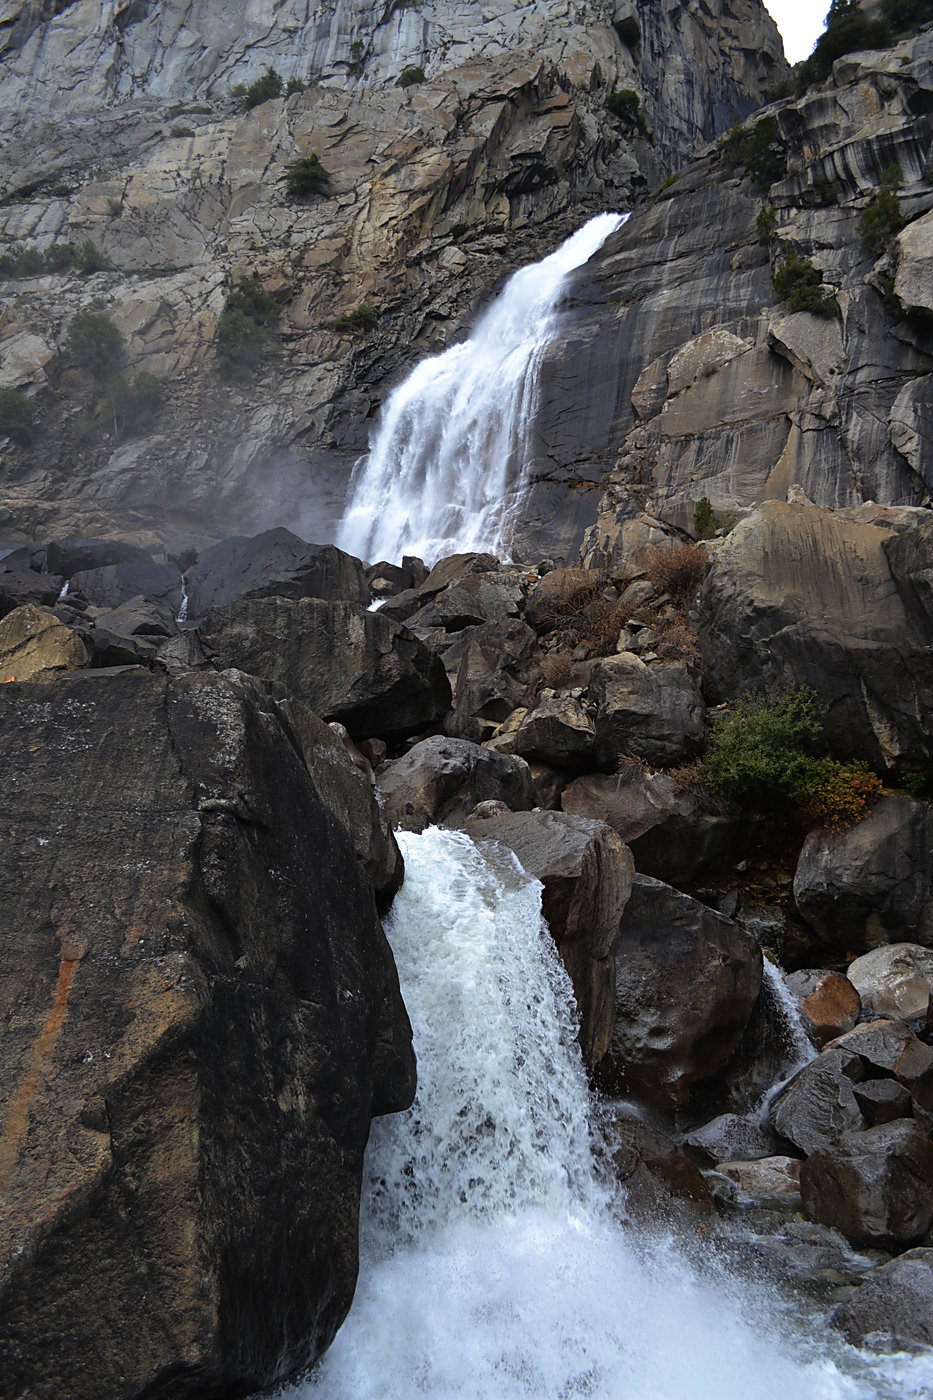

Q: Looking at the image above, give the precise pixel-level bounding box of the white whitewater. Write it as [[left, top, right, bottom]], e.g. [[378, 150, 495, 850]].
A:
[[755, 957, 819, 1120], [336, 213, 625, 567], [283, 828, 932, 1400]]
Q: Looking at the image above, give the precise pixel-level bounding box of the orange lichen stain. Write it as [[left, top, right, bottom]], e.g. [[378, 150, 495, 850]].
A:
[[0, 913, 87, 1193]]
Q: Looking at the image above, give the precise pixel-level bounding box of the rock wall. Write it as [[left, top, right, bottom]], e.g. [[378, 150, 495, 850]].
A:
[[0, 0, 786, 550]]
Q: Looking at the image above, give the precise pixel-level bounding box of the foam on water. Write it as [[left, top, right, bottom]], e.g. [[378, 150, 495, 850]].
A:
[[336, 213, 625, 567], [281, 828, 933, 1400]]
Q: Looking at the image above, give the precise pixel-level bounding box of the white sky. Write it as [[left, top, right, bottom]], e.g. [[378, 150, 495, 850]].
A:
[[763, 0, 830, 63]]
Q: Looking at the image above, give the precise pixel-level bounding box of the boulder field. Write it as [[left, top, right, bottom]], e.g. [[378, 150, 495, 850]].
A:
[[2, 494, 933, 1388]]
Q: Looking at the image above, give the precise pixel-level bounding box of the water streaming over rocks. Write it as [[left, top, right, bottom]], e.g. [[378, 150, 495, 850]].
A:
[[281, 828, 933, 1400], [337, 213, 626, 567]]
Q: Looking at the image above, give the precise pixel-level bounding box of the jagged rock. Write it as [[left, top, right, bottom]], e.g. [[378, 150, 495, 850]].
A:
[[277, 699, 403, 905], [846, 943, 933, 1021], [770, 1049, 866, 1157], [603, 1115, 712, 1211], [801, 1122, 933, 1249], [377, 735, 536, 833], [589, 653, 706, 766], [681, 1112, 781, 1167], [697, 503, 933, 770], [93, 595, 178, 638], [433, 572, 526, 630], [717, 1157, 802, 1204], [45, 538, 153, 577], [444, 618, 541, 743], [823, 1019, 933, 1089], [895, 211, 933, 318], [853, 1078, 913, 1126], [560, 767, 745, 881], [605, 874, 762, 1109], [0, 603, 90, 681], [0, 565, 65, 617], [419, 553, 500, 593], [184, 529, 369, 617], [198, 595, 451, 741], [833, 1248, 933, 1351], [784, 970, 861, 1049], [70, 559, 183, 612], [459, 807, 634, 1066], [793, 796, 933, 953], [511, 693, 597, 769], [0, 668, 415, 1400]]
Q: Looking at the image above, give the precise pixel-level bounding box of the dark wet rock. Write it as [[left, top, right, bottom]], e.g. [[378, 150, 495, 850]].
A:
[[511, 693, 597, 769], [444, 618, 541, 743], [824, 1019, 933, 1083], [604, 1114, 713, 1209], [0, 565, 65, 618], [377, 735, 536, 834], [770, 1049, 866, 1157], [434, 572, 526, 630], [561, 768, 745, 882], [0, 604, 90, 682], [185, 528, 370, 618], [420, 553, 500, 595], [717, 1157, 802, 1204], [94, 595, 178, 639], [45, 537, 153, 577], [853, 1078, 913, 1126], [590, 653, 706, 766], [0, 668, 415, 1400], [459, 807, 634, 1067], [846, 944, 933, 1021], [70, 559, 182, 612], [784, 970, 862, 1049], [833, 1248, 933, 1351], [198, 595, 451, 741], [682, 1112, 781, 1167], [801, 1122, 933, 1249], [794, 796, 933, 954], [606, 874, 762, 1110]]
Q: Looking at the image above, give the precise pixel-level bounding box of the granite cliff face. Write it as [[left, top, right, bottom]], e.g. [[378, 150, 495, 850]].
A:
[[0, 0, 786, 549]]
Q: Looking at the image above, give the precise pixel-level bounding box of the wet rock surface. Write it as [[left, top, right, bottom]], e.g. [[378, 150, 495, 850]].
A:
[[378, 735, 537, 833]]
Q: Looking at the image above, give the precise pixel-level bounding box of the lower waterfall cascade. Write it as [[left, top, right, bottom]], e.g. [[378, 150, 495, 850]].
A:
[[336, 213, 626, 568], [276, 828, 933, 1400]]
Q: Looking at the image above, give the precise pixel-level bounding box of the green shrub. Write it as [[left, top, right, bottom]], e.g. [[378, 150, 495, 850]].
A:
[[0, 387, 38, 445], [234, 67, 284, 111], [605, 88, 648, 134], [693, 497, 718, 540], [720, 115, 786, 186], [171, 124, 195, 138], [773, 250, 837, 317], [12, 246, 45, 277], [332, 303, 379, 337], [899, 769, 933, 802], [397, 66, 426, 87], [99, 371, 163, 437], [215, 274, 282, 377], [0, 240, 108, 278], [756, 204, 778, 246], [701, 686, 827, 802], [66, 311, 124, 378], [797, 0, 892, 89], [285, 76, 306, 95], [859, 164, 906, 254], [73, 240, 111, 273], [42, 242, 77, 271], [285, 153, 330, 197]]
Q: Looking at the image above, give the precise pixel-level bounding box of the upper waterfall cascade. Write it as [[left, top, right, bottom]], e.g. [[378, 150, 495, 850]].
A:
[[280, 827, 932, 1400], [336, 213, 626, 568]]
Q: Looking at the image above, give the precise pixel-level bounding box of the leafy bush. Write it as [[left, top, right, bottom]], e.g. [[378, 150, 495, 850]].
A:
[[605, 88, 648, 134], [397, 66, 426, 87], [332, 303, 379, 336], [797, 0, 892, 89], [171, 124, 195, 138], [772, 251, 837, 317], [701, 687, 827, 802], [66, 311, 124, 378], [73, 239, 112, 273], [0, 239, 111, 279], [899, 770, 933, 801], [693, 497, 738, 539], [43, 243, 77, 271], [286, 76, 306, 95], [801, 759, 884, 827], [756, 204, 778, 246], [285, 153, 330, 197], [233, 67, 284, 111], [639, 540, 708, 603], [99, 371, 163, 437], [215, 274, 282, 378], [0, 387, 38, 445], [859, 164, 905, 254], [720, 115, 786, 186]]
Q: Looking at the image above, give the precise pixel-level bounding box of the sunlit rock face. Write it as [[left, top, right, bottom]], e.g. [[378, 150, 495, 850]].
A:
[[0, 0, 786, 551]]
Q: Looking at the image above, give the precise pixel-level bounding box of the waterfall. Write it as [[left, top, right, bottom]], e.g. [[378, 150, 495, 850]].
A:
[[279, 827, 931, 1400], [755, 958, 818, 1121], [336, 213, 625, 568]]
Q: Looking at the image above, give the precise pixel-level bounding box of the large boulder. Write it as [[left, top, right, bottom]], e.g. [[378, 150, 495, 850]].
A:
[[70, 559, 182, 612], [589, 653, 706, 766], [784, 969, 861, 1048], [45, 537, 153, 577], [0, 603, 90, 681], [198, 595, 451, 741], [770, 1049, 866, 1156], [561, 768, 745, 881], [459, 808, 634, 1067], [697, 502, 933, 770], [800, 1121, 933, 1249], [378, 735, 536, 833], [184, 529, 370, 617], [0, 668, 415, 1400], [444, 618, 541, 742], [0, 564, 64, 618], [606, 875, 763, 1109], [846, 943, 933, 1021], [833, 1248, 933, 1351], [511, 693, 597, 769], [793, 796, 933, 953]]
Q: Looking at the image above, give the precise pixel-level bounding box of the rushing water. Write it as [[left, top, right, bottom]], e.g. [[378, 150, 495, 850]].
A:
[[280, 828, 933, 1400], [336, 213, 625, 567]]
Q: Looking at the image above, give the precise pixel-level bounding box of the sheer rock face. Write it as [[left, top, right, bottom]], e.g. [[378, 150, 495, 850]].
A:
[[0, 668, 415, 1400], [0, 0, 785, 550]]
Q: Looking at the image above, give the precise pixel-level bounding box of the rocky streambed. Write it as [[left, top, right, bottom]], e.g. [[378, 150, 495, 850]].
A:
[[1, 492, 933, 1395]]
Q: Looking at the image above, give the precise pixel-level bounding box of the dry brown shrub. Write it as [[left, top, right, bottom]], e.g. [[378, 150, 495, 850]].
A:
[[639, 540, 708, 604], [575, 597, 626, 657], [538, 653, 576, 690], [616, 751, 653, 773], [653, 616, 701, 663], [533, 576, 600, 631]]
